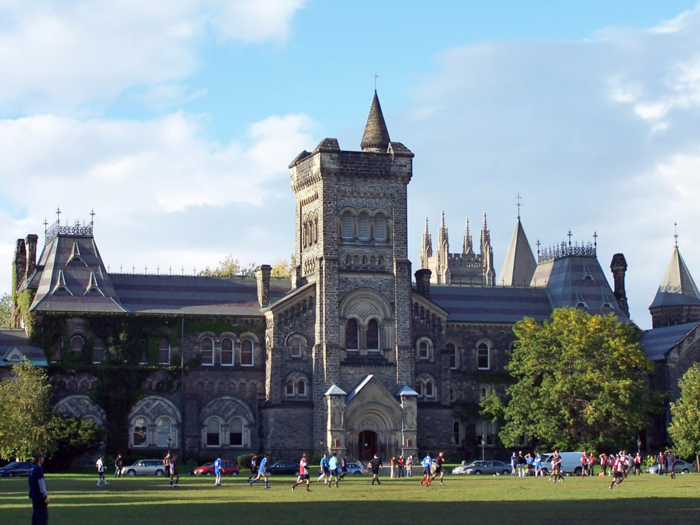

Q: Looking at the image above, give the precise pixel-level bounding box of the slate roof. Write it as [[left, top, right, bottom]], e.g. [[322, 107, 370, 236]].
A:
[[360, 91, 391, 152], [638, 322, 699, 361], [429, 286, 552, 323], [649, 247, 700, 309], [324, 385, 347, 396], [396, 385, 419, 397], [499, 218, 537, 287], [345, 374, 374, 405], [24, 231, 291, 317], [0, 330, 47, 367]]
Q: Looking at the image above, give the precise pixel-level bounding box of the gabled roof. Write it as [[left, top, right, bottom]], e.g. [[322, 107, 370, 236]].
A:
[[638, 322, 699, 361], [650, 247, 700, 310], [360, 91, 391, 152], [0, 330, 47, 367], [499, 218, 536, 287], [396, 385, 419, 397], [324, 385, 347, 396]]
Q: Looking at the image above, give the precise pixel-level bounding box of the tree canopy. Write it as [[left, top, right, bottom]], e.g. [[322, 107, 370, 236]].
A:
[[0, 359, 54, 460], [0, 293, 11, 328], [669, 363, 700, 465], [481, 307, 656, 452]]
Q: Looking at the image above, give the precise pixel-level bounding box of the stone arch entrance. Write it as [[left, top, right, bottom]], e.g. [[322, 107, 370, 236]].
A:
[[359, 430, 377, 460]]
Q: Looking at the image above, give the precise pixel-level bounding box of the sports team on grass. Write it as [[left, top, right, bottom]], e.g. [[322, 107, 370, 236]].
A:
[[23, 446, 690, 524]]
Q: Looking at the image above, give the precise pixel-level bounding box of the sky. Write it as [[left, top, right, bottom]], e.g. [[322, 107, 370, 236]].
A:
[[2, 0, 700, 329]]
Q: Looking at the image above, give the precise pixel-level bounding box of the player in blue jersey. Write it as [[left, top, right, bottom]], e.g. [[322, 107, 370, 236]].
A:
[[214, 454, 222, 486], [250, 453, 270, 488], [420, 453, 432, 486], [318, 453, 330, 484], [329, 452, 341, 487]]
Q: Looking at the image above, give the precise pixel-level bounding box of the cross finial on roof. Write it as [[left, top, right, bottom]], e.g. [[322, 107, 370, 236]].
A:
[[536, 239, 541, 256], [515, 194, 522, 219], [375, 71, 378, 91], [90, 209, 95, 226], [674, 222, 679, 248], [567, 230, 572, 247], [43, 218, 48, 233], [593, 231, 598, 249], [56, 207, 61, 226]]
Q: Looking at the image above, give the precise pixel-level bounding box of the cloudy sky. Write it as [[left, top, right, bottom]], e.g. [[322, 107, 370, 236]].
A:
[[1, 0, 700, 329]]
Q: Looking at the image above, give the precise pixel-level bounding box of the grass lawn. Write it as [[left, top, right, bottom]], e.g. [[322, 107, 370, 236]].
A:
[[1, 471, 699, 525]]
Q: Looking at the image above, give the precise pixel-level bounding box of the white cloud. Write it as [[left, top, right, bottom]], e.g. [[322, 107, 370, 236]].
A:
[[0, 0, 305, 112], [396, 5, 700, 328], [0, 111, 317, 290]]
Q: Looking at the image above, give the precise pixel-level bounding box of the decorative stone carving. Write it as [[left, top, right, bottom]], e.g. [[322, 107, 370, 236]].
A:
[[128, 396, 182, 423], [53, 395, 106, 427], [199, 396, 254, 423]]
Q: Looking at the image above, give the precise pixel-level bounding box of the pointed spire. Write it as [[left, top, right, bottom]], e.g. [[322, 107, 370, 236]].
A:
[[361, 91, 391, 152], [499, 218, 536, 287], [463, 218, 473, 255], [650, 246, 700, 310], [438, 210, 449, 248], [480, 212, 490, 245]]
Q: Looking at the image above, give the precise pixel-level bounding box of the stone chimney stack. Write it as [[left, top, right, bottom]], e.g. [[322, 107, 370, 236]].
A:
[[25, 234, 38, 277], [13, 238, 26, 291], [415, 269, 432, 300], [610, 253, 629, 317], [256, 264, 272, 308]]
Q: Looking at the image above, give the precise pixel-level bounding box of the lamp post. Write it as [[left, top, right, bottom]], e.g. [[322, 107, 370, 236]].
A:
[[167, 435, 172, 453], [481, 436, 485, 461]]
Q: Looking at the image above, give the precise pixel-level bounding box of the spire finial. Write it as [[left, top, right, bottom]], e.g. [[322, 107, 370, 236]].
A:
[[424, 217, 429, 234], [56, 207, 61, 226], [374, 72, 378, 91], [43, 218, 48, 234], [567, 230, 572, 247], [90, 208, 96, 226], [593, 231, 598, 250], [536, 239, 541, 257], [515, 194, 522, 220], [674, 223, 679, 248], [440, 210, 445, 229]]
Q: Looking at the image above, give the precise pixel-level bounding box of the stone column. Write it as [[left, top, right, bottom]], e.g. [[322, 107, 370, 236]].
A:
[[400, 391, 418, 459], [325, 386, 347, 457]]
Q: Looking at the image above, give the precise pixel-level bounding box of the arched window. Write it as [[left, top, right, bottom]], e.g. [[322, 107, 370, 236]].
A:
[[374, 214, 387, 241], [71, 335, 84, 352], [201, 338, 214, 366], [230, 419, 244, 447], [206, 419, 220, 447], [92, 337, 104, 364], [158, 338, 170, 365], [341, 211, 354, 240], [297, 380, 306, 397], [425, 381, 435, 399], [286, 380, 295, 397], [358, 212, 370, 240], [418, 340, 431, 360], [133, 417, 147, 447], [477, 343, 490, 370], [221, 338, 234, 366], [367, 320, 380, 351], [447, 343, 458, 370], [289, 336, 304, 358], [449, 386, 456, 402], [414, 381, 423, 396], [156, 418, 171, 447], [240, 339, 254, 367], [346, 319, 359, 350]]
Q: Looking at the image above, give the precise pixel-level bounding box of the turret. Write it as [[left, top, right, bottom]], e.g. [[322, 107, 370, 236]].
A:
[[360, 91, 391, 153], [610, 253, 629, 317], [649, 245, 700, 328]]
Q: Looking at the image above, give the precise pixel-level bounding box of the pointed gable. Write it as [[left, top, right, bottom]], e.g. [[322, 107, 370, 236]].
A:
[[499, 218, 536, 287], [650, 247, 700, 309], [360, 91, 391, 152]]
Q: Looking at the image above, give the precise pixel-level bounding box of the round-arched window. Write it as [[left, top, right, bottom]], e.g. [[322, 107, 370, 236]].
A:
[[206, 419, 220, 447], [367, 320, 379, 351], [133, 417, 147, 447]]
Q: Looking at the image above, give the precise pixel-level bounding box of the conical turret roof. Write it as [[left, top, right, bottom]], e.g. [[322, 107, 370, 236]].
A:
[[500, 218, 536, 287], [650, 247, 700, 309], [361, 91, 390, 152]]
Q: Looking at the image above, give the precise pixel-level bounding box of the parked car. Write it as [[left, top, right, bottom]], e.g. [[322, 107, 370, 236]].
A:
[[121, 459, 167, 477], [190, 460, 239, 476], [0, 461, 34, 477], [266, 461, 299, 475], [451, 460, 510, 475], [541, 452, 584, 475], [646, 460, 694, 474], [317, 462, 365, 476]]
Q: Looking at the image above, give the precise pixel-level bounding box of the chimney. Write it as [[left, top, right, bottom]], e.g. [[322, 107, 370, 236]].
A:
[[256, 264, 272, 308], [13, 238, 26, 291], [610, 253, 629, 317], [25, 234, 38, 277], [415, 269, 432, 300]]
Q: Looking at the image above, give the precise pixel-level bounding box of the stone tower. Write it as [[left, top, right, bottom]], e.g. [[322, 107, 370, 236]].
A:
[[649, 245, 700, 328], [287, 91, 415, 458]]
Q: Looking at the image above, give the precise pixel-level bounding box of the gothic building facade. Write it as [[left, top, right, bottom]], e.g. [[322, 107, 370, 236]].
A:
[[2, 92, 691, 461]]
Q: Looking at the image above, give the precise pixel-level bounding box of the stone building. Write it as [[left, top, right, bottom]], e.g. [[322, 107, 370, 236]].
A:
[[5, 91, 688, 462]]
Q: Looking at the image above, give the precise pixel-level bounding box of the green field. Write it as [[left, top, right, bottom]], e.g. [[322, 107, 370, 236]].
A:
[[1, 471, 698, 525]]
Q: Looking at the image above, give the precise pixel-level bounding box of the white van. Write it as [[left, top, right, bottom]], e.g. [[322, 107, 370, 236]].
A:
[[541, 452, 585, 476]]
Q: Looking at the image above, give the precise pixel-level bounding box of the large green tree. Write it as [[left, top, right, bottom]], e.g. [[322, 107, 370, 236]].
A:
[[0, 293, 11, 328], [0, 359, 54, 460], [482, 307, 656, 451], [46, 416, 104, 470], [668, 363, 700, 468]]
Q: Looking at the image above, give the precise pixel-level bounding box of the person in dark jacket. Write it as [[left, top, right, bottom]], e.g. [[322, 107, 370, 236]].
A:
[[28, 451, 49, 525], [114, 454, 123, 478], [368, 454, 383, 485]]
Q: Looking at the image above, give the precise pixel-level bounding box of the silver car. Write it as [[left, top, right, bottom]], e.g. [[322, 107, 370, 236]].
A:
[[121, 459, 167, 477], [646, 460, 693, 474], [452, 460, 510, 475]]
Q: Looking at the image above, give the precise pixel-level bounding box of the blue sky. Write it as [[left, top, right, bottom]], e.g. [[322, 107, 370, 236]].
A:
[[2, 0, 700, 328]]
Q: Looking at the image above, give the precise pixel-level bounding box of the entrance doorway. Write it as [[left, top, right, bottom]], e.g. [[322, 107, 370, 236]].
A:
[[359, 430, 377, 461]]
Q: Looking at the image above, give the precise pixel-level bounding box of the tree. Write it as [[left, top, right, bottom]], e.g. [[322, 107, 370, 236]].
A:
[[668, 363, 700, 469], [46, 416, 104, 471], [271, 256, 294, 278], [482, 307, 656, 452], [0, 293, 11, 328], [0, 359, 54, 461], [199, 255, 256, 278]]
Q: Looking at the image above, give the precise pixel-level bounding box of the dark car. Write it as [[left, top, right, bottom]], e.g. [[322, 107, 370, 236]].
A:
[[0, 461, 35, 477], [266, 461, 298, 475], [190, 460, 239, 476]]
